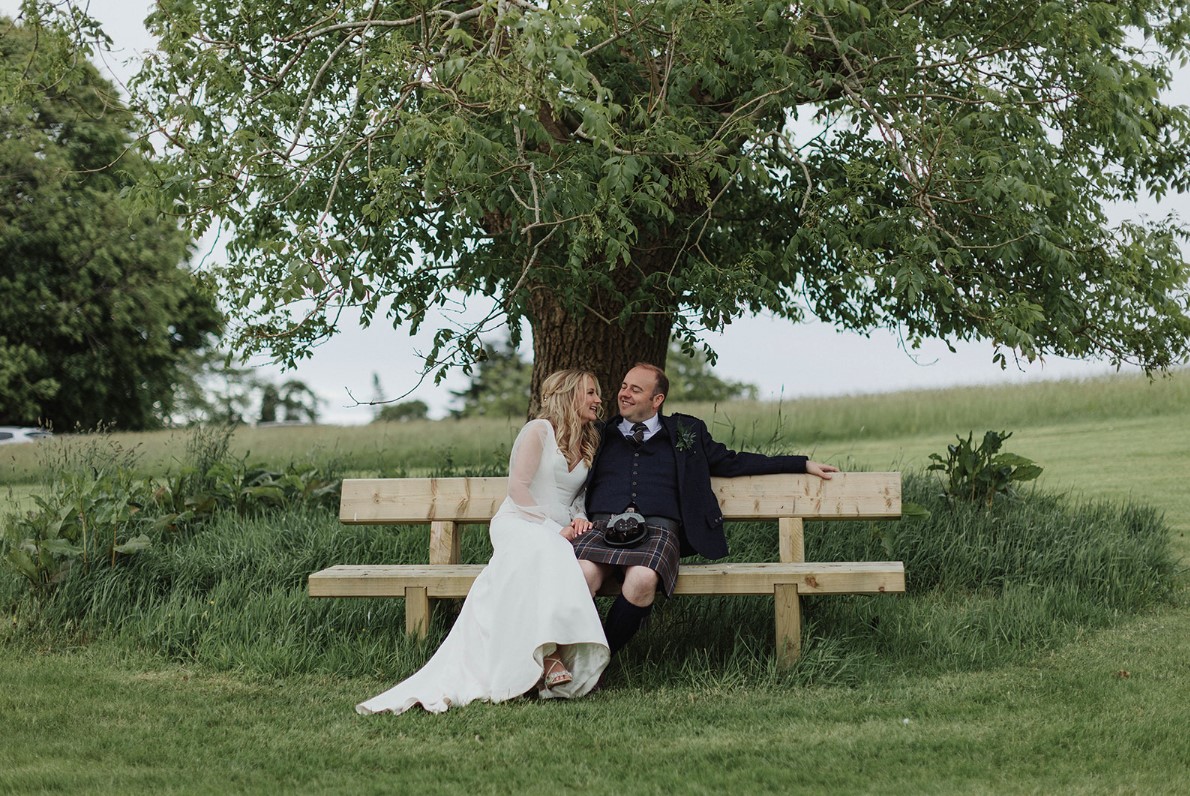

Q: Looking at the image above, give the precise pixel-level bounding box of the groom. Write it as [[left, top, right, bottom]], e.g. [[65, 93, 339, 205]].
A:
[[572, 362, 839, 655]]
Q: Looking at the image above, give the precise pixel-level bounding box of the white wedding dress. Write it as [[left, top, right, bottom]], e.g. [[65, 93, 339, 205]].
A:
[[356, 419, 610, 715]]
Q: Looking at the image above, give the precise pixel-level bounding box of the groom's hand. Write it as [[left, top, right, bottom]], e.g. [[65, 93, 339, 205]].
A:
[[806, 460, 839, 479]]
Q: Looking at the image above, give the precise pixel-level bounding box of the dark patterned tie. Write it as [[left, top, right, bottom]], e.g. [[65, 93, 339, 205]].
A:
[[630, 422, 647, 445]]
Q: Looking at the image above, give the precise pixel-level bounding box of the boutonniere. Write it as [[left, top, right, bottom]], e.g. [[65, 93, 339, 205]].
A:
[[675, 422, 696, 452]]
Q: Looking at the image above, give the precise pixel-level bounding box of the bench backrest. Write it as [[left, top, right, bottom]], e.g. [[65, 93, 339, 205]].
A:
[[339, 472, 901, 524]]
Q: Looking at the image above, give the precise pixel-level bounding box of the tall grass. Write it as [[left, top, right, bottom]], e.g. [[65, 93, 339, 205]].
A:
[[0, 370, 1181, 684], [6, 469, 1175, 691]]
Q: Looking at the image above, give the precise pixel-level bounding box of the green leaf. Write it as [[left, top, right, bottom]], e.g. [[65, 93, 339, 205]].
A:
[[37, 538, 83, 557], [900, 502, 932, 520], [4, 548, 41, 581], [113, 535, 153, 555], [993, 453, 1037, 468], [1009, 465, 1045, 483]]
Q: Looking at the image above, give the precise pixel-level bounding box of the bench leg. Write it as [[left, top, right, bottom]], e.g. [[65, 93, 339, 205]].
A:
[[774, 583, 801, 667], [404, 586, 430, 637]]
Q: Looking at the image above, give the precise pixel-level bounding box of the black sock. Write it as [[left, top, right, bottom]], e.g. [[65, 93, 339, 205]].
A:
[[604, 595, 653, 656]]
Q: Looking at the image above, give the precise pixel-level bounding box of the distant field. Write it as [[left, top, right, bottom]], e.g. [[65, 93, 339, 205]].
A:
[[4, 371, 1190, 558], [3, 370, 1188, 560], [3, 368, 1186, 484], [677, 366, 1190, 446], [0, 416, 527, 486]]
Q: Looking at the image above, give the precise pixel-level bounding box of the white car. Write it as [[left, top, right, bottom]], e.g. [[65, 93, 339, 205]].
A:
[[0, 427, 53, 445]]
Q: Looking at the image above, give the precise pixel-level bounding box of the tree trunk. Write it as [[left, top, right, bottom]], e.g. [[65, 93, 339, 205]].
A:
[[526, 286, 672, 419]]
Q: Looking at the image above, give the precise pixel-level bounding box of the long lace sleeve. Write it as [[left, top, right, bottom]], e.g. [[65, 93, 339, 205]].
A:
[[495, 419, 571, 533], [506, 420, 549, 524]]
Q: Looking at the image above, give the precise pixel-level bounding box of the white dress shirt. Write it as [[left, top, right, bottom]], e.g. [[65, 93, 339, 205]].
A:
[[617, 415, 662, 443]]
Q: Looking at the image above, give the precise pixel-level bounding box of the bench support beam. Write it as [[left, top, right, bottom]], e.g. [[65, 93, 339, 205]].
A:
[[774, 583, 801, 667], [777, 517, 804, 666], [429, 521, 459, 565], [779, 517, 805, 564]]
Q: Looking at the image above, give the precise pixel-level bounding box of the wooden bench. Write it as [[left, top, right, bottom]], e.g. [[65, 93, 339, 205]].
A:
[[309, 472, 905, 666]]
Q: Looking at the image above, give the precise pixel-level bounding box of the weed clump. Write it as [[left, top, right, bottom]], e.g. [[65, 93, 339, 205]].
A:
[[1, 426, 340, 605], [927, 430, 1043, 507]]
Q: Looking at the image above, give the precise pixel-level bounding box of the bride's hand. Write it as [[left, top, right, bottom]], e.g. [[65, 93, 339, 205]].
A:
[[562, 519, 592, 540]]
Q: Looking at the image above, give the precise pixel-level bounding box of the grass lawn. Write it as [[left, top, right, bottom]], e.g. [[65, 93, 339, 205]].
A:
[[2, 374, 1188, 794], [4, 600, 1187, 795]]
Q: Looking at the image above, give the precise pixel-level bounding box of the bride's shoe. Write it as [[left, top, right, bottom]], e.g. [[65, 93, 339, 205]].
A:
[[542, 654, 573, 687]]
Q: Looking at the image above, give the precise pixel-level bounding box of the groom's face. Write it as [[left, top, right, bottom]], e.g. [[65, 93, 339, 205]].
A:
[[618, 366, 664, 422]]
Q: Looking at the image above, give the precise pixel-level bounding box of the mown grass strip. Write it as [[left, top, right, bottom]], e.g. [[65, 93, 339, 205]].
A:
[[3, 602, 1186, 795]]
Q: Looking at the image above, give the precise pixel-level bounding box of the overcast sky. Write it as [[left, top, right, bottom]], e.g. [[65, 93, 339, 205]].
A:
[[5, 0, 1186, 423]]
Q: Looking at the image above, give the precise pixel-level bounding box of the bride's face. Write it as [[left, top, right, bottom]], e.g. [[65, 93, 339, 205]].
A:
[[575, 376, 601, 423]]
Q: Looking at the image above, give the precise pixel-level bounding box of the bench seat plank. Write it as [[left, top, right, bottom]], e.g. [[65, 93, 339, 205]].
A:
[[309, 561, 905, 599], [339, 472, 901, 524]]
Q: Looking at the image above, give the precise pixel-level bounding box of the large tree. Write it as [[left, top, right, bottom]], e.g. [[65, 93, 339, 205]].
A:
[[0, 17, 222, 430], [125, 0, 1190, 404]]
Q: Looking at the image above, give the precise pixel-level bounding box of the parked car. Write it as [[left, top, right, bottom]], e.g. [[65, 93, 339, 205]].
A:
[[0, 426, 53, 445]]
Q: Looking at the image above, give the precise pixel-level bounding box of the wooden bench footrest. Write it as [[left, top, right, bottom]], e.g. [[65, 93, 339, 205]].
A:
[[308, 561, 905, 599]]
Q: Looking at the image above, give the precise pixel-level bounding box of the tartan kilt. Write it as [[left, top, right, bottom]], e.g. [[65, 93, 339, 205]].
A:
[[571, 522, 681, 597]]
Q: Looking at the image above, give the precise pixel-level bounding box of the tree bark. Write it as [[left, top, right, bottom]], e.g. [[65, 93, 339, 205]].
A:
[[526, 288, 671, 419], [525, 239, 677, 418]]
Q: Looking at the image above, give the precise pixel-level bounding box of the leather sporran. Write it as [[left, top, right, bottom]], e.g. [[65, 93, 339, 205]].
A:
[[601, 510, 650, 548]]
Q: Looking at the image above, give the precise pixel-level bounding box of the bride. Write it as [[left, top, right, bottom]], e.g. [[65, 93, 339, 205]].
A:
[[356, 369, 610, 714]]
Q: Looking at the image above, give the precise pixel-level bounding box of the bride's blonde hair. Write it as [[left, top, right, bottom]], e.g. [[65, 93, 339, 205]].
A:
[[537, 369, 602, 468]]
